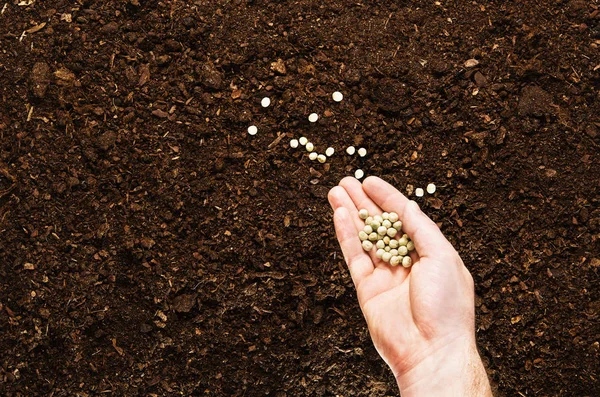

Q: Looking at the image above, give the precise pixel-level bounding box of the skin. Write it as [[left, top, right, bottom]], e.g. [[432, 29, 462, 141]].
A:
[[328, 176, 493, 396]]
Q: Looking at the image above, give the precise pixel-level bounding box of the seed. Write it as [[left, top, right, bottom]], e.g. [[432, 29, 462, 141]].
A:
[[382, 212, 389, 220], [365, 216, 373, 224], [402, 256, 412, 268], [370, 220, 381, 229], [358, 147, 367, 157], [415, 188, 424, 197], [398, 236, 408, 246], [325, 147, 335, 157], [299, 137, 308, 145], [290, 139, 299, 148], [308, 113, 319, 123], [383, 236, 391, 245], [376, 248, 385, 259], [374, 215, 383, 223], [390, 256, 402, 266], [261, 97, 271, 107], [389, 239, 399, 249], [363, 225, 373, 234], [393, 221, 402, 230], [389, 212, 399, 223], [384, 246, 391, 252], [387, 228, 398, 238], [377, 226, 387, 236], [376, 240, 385, 249], [407, 241, 415, 251], [398, 246, 408, 256], [317, 154, 327, 163], [358, 231, 369, 241], [332, 91, 343, 102], [358, 209, 369, 220], [382, 220, 392, 228], [389, 249, 398, 256], [427, 183, 436, 194], [362, 240, 374, 251], [309, 152, 318, 160], [247, 125, 258, 135], [368, 232, 379, 241], [306, 142, 314, 152], [382, 252, 392, 263], [354, 169, 364, 179], [346, 146, 356, 155]]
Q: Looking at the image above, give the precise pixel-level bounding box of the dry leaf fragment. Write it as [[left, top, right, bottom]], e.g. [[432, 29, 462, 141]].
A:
[[26, 22, 46, 34]]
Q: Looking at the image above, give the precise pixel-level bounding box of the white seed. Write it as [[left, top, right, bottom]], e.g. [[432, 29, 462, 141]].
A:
[[368, 232, 379, 241], [387, 228, 398, 238], [376, 240, 385, 249], [390, 256, 401, 266], [299, 137, 308, 145], [389, 212, 399, 223], [402, 256, 413, 268], [308, 152, 318, 161], [398, 246, 408, 256], [261, 97, 271, 107], [358, 147, 367, 157], [247, 125, 258, 135], [332, 91, 343, 102], [393, 221, 402, 230], [389, 249, 398, 256], [317, 154, 326, 163], [382, 212, 389, 220], [358, 231, 368, 241], [398, 236, 408, 246], [383, 236, 391, 245], [382, 252, 392, 263], [376, 249, 385, 259], [407, 241, 415, 251], [358, 209, 369, 220], [306, 142, 314, 152], [290, 139, 299, 148], [427, 183, 436, 194], [346, 146, 356, 155], [362, 240, 374, 251], [415, 188, 424, 197], [354, 169, 364, 179], [308, 113, 319, 123], [389, 239, 399, 249], [382, 220, 392, 228], [325, 147, 335, 157], [363, 225, 373, 234]]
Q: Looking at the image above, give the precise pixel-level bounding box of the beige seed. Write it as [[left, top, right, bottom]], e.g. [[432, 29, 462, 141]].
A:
[[376, 240, 385, 249], [365, 216, 373, 224], [402, 256, 412, 268], [387, 228, 398, 238], [362, 240, 374, 251], [358, 231, 369, 241], [393, 221, 402, 230], [374, 215, 383, 223], [382, 212, 389, 220], [398, 246, 408, 256], [376, 249, 385, 259], [382, 220, 392, 228], [407, 241, 415, 251], [398, 236, 408, 246], [389, 239, 399, 249], [363, 225, 373, 234], [377, 226, 387, 236], [390, 256, 402, 266], [389, 249, 398, 256], [369, 232, 379, 241], [389, 212, 399, 223], [383, 236, 391, 245], [370, 220, 381, 229], [317, 154, 326, 163], [384, 246, 391, 252], [308, 152, 318, 161], [382, 252, 392, 263], [358, 209, 369, 219]]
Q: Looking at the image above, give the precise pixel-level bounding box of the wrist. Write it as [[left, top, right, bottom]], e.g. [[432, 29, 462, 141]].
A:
[[394, 336, 492, 397]]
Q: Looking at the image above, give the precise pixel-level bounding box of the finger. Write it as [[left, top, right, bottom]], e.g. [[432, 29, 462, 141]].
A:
[[339, 176, 381, 216], [333, 207, 374, 287], [401, 200, 456, 261], [362, 176, 410, 215], [328, 185, 369, 233]]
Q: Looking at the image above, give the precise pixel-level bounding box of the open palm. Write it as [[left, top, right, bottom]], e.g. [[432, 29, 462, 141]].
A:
[[328, 176, 478, 383]]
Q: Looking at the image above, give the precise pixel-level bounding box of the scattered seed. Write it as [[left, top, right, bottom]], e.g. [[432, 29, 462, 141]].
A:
[[355, 169, 364, 179], [317, 154, 326, 163], [358, 209, 369, 220], [248, 125, 258, 135], [402, 256, 412, 268], [305, 142, 314, 152], [261, 97, 271, 107], [332, 91, 344, 102], [415, 188, 424, 197], [309, 152, 318, 160], [308, 113, 319, 123], [362, 240, 374, 251], [290, 139, 299, 148], [346, 146, 356, 155], [325, 147, 335, 157], [357, 147, 367, 157], [427, 183, 436, 194], [299, 137, 308, 146]]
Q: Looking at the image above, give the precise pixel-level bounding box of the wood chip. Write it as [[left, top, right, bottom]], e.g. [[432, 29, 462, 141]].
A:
[[26, 22, 46, 34]]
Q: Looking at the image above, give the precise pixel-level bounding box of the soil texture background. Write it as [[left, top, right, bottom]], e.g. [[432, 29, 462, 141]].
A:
[[1, 0, 599, 396]]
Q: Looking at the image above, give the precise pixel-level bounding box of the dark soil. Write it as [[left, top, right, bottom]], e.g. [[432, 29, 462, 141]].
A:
[[1, 1, 599, 396]]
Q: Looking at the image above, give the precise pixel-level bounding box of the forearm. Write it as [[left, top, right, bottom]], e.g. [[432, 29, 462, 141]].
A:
[[395, 339, 492, 397]]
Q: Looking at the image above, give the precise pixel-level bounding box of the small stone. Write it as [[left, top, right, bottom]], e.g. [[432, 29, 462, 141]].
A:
[[464, 59, 479, 68]]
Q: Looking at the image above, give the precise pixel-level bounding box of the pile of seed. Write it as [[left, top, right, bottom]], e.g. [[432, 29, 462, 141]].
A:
[[358, 209, 415, 267]]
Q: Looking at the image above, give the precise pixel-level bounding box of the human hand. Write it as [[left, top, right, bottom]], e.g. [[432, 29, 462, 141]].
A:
[[328, 176, 492, 396]]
